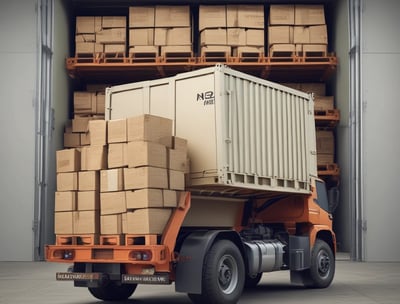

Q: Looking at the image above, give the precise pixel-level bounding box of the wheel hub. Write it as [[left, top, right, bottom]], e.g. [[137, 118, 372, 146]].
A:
[[217, 255, 238, 294], [317, 251, 331, 277]]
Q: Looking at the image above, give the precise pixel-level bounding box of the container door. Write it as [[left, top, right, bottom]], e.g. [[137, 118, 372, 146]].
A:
[[175, 73, 217, 177]]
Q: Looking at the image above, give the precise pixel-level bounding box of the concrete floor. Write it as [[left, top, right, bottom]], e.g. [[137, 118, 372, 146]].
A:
[[0, 257, 399, 304]]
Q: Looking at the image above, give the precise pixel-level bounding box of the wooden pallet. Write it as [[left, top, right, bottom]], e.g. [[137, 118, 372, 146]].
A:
[[56, 234, 99, 246], [125, 234, 159, 245], [102, 52, 128, 63], [69, 53, 102, 64], [128, 51, 159, 63], [318, 163, 340, 176], [161, 51, 195, 63], [315, 109, 340, 127], [100, 234, 125, 246], [235, 52, 264, 63]]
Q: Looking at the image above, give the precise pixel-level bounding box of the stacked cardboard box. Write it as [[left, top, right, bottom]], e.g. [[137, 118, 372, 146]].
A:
[[268, 5, 327, 56], [199, 5, 264, 57], [75, 16, 126, 56], [64, 85, 107, 148], [55, 114, 189, 243], [316, 130, 335, 166], [128, 5, 192, 58]]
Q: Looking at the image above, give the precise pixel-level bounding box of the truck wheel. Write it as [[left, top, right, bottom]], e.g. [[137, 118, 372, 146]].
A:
[[244, 272, 262, 288], [302, 239, 335, 288], [188, 240, 245, 304], [88, 282, 137, 301]]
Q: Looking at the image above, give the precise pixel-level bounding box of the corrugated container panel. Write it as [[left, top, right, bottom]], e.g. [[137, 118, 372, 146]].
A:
[[106, 65, 317, 195]]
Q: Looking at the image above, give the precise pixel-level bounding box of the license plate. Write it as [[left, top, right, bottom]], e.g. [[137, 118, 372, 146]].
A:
[[122, 273, 170, 285], [56, 272, 102, 281]]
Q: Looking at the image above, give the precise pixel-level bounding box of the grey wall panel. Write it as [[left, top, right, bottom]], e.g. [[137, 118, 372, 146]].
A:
[[362, 54, 400, 261], [362, 0, 400, 261], [0, 1, 37, 261]]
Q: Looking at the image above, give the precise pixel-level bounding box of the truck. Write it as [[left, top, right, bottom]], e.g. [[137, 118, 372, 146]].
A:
[[46, 65, 337, 304]]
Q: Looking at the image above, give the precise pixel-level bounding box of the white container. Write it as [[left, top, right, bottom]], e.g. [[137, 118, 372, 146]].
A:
[[106, 65, 317, 194]]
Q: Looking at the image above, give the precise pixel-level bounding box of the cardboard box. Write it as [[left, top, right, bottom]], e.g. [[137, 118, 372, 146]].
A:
[[100, 191, 127, 215], [96, 28, 126, 44], [293, 26, 310, 44], [154, 27, 191, 46], [88, 120, 107, 146], [76, 16, 95, 34], [227, 5, 264, 29], [100, 168, 124, 192], [78, 171, 99, 191], [126, 189, 163, 209], [129, 28, 155, 46], [77, 191, 100, 211], [295, 5, 325, 25], [155, 5, 190, 27], [159, 136, 188, 150], [317, 153, 334, 166], [101, 214, 123, 234], [200, 29, 227, 46], [72, 116, 92, 133], [108, 118, 127, 143], [127, 141, 167, 168], [124, 167, 168, 190], [199, 5, 226, 31], [302, 44, 327, 55], [74, 92, 95, 114], [96, 92, 105, 114], [57, 172, 78, 191], [108, 143, 128, 168], [75, 34, 96, 43], [125, 208, 172, 234], [168, 149, 187, 171], [64, 132, 81, 148], [54, 211, 74, 234], [127, 114, 173, 143], [246, 29, 265, 46], [129, 6, 155, 28], [55, 191, 77, 211], [75, 42, 95, 54], [309, 25, 328, 44], [81, 145, 107, 171], [80, 132, 90, 146], [316, 131, 334, 154], [163, 189, 178, 208], [268, 26, 293, 44], [269, 5, 295, 25], [169, 170, 185, 190], [227, 28, 246, 46], [101, 16, 126, 29], [103, 44, 126, 53], [74, 210, 99, 234], [314, 96, 334, 111], [56, 148, 80, 173]]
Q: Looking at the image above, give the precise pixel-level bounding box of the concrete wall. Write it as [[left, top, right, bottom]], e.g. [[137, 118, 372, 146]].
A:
[[361, 0, 400, 261], [0, 1, 37, 260]]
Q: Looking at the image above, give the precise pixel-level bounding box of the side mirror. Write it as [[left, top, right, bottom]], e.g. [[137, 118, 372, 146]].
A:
[[328, 187, 339, 213]]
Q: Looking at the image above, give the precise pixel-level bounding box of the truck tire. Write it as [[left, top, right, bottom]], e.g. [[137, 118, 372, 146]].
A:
[[302, 239, 335, 288], [88, 282, 137, 301], [188, 240, 245, 304], [244, 272, 262, 288]]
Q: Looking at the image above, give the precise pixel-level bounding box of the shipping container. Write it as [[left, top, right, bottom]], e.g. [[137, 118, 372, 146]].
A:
[[106, 65, 317, 194]]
